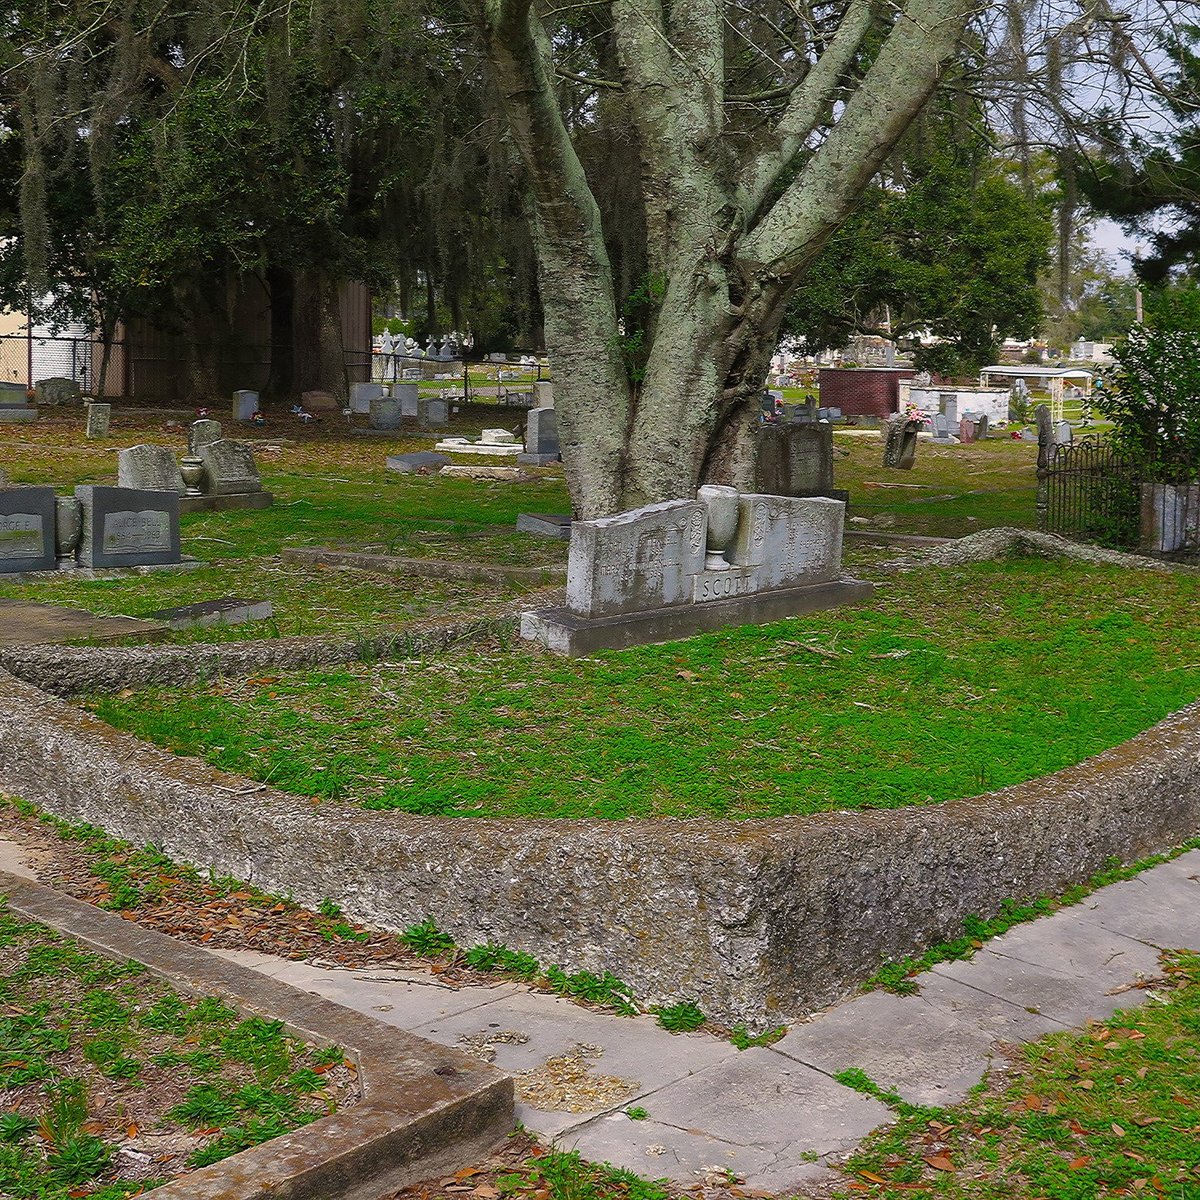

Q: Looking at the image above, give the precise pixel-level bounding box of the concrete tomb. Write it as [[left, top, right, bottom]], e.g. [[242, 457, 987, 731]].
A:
[[74, 485, 182, 568], [0, 487, 57, 573], [117, 445, 186, 495], [522, 489, 870, 654], [519, 408, 561, 465], [84, 403, 112, 439], [434, 429, 521, 457]]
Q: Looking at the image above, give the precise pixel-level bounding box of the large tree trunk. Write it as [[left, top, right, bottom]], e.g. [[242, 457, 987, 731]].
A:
[[477, 0, 972, 517], [265, 266, 295, 399], [292, 272, 347, 398]]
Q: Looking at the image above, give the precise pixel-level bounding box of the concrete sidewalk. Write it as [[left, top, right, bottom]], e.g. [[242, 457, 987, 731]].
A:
[[2, 835, 1197, 1193]]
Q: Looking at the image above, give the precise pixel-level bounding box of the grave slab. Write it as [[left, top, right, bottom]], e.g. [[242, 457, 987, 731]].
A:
[[0, 600, 167, 646], [386, 452, 451, 474], [75, 485, 181, 568], [516, 513, 572, 540], [149, 597, 273, 631], [0, 487, 57, 574]]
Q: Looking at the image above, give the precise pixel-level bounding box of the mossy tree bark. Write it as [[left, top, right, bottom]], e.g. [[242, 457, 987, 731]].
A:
[[475, 0, 973, 517]]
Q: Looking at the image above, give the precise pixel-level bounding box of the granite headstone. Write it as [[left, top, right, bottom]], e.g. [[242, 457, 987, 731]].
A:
[[188, 419, 223, 456], [0, 486, 57, 573], [75, 485, 181, 568], [84, 403, 112, 439], [232, 390, 259, 422], [117, 445, 186, 494], [197, 440, 262, 495]]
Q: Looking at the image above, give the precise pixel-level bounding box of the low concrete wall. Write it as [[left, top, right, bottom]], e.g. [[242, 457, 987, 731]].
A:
[[2, 667, 1199, 1024], [0, 618, 512, 697]]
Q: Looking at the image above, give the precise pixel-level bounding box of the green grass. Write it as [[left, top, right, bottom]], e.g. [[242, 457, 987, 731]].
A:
[[832, 951, 1200, 1198], [86, 556, 1200, 819], [0, 899, 348, 1198]]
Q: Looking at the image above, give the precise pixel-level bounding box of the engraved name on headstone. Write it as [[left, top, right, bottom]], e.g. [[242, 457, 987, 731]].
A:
[[0, 487, 57, 573], [75, 486, 181, 568]]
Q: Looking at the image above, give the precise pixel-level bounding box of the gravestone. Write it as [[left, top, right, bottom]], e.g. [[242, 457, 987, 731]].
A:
[[389, 382, 419, 418], [386, 452, 451, 474], [534, 381, 554, 408], [958, 417, 978, 444], [301, 390, 339, 412], [1055, 420, 1073, 447], [84, 402, 112, 439], [0, 486, 57, 573], [351, 382, 384, 415], [117, 444, 186, 494], [197, 440, 262, 495], [882, 414, 921, 469], [930, 413, 956, 443], [369, 397, 403, 430], [188, 418, 223, 456], [0, 382, 36, 424], [517, 513, 572, 540], [74, 485, 181, 568], [976, 414, 989, 438], [232, 390, 259, 422], [939, 393, 959, 423], [420, 397, 449, 427], [1035, 404, 1053, 470], [34, 377, 82, 406], [519, 407, 561, 465], [522, 490, 868, 654], [150, 597, 273, 631], [754, 424, 841, 500]]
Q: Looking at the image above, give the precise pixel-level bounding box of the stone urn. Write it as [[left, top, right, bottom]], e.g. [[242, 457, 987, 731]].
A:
[[55, 495, 82, 564], [698, 484, 740, 570], [180, 455, 206, 496]]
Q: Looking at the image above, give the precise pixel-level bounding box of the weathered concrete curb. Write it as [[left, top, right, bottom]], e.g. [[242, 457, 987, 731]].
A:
[[1, 668, 1199, 1024], [0, 617, 513, 697], [282, 545, 565, 587], [0, 869, 513, 1200]]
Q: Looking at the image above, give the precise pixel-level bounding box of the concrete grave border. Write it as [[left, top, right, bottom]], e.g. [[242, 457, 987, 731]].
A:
[[1, 665, 1199, 1024], [0, 870, 512, 1200]]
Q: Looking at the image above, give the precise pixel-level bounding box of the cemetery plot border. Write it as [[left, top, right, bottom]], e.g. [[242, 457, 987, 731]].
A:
[[0, 871, 512, 1200], [3, 665, 1199, 1025]]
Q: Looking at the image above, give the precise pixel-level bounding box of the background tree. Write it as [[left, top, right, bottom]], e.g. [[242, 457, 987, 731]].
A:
[[782, 113, 1054, 375]]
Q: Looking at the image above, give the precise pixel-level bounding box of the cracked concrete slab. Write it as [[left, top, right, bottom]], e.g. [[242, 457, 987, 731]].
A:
[[981, 912, 1163, 987], [413, 991, 734, 1138], [560, 1111, 838, 1194], [1074, 855, 1200, 949], [775, 974, 1064, 1107]]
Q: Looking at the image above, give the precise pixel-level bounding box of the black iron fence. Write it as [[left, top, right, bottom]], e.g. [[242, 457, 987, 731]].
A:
[[1038, 435, 1200, 557]]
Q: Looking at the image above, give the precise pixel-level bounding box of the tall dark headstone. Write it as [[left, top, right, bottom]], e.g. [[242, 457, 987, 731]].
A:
[[754, 424, 843, 500], [882, 414, 920, 470], [75, 486, 181, 568], [0, 486, 57, 573]]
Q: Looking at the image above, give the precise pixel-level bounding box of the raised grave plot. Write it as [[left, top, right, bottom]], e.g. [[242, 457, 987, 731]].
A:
[[0, 901, 357, 1199], [87, 556, 1200, 819]]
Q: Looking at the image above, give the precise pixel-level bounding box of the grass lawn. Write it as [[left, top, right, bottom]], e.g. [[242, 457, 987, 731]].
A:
[[832, 952, 1200, 1199], [87, 555, 1200, 819], [0, 899, 355, 1199]]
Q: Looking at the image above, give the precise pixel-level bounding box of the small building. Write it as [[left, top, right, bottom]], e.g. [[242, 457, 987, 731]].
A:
[[817, 367, 915, 418]]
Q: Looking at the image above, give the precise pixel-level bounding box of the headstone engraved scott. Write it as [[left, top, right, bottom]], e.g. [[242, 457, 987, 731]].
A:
[[188, 419, 223, 456], [75, 486, 181, 568], [0, 487, 57, 573], [117, 445, 186, 494], [84, 403, 112, 439], [197, 440, 262, 495]]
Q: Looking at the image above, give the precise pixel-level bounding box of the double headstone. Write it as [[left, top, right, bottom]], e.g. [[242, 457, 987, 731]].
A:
[[197, 440, 262, 495], [117, 444, 186, 495], [519, 408, 561, 464], [0, 486, 57, 573], [754, 424, 836, 498], [84, 403, 112, 439], [75, 485, 182, 568]]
